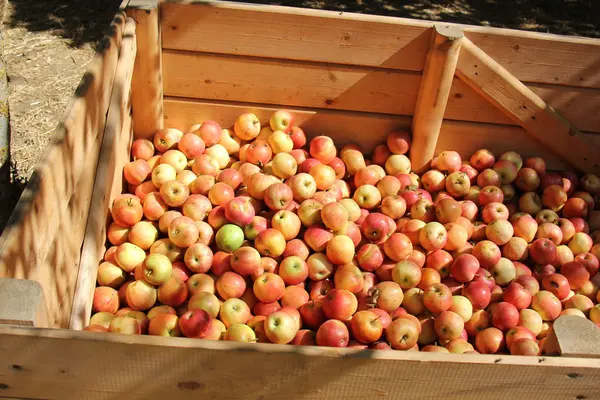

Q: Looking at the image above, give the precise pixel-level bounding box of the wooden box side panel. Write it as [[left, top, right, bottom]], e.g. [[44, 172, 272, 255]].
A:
[[0, 13, 127, 328], [1, 326, 600, 400], [164, 98, 587, 171], [159, 1, 600, 135]]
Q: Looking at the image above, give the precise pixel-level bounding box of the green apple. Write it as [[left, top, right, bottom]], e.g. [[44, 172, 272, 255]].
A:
[[216, 224, 244, 253]]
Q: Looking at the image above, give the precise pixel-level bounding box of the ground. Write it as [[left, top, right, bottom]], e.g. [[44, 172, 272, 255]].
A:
[[0, 0, 599, 232]]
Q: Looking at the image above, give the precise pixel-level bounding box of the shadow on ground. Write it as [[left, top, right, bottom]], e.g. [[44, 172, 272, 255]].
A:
[[6, 0, 123, 48], [229, 0, 600, 38]]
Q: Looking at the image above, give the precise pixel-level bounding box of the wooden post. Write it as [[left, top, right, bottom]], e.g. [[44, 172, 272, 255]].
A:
[[128, 0, 164, 140], [0, 278, 48, 327], [456, 37, 600, 175], [69, 18, 137, 330], [410, 25, 463, 172], [543, 315, 600, 358]]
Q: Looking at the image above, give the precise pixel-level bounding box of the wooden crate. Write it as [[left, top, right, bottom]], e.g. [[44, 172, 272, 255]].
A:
[[1, 0, 600, 398]]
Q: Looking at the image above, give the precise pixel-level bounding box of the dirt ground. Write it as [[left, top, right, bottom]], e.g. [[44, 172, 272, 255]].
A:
[[0, 0, 599, 233]]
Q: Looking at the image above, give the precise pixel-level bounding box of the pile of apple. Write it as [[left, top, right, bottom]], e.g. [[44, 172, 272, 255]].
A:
[[86, 109, 600, 356]]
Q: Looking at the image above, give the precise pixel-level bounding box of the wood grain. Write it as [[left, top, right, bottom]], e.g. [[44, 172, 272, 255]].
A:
[[162, 50, 421, 116], [164, 97, 411, 152], [163, 97, 594, 171], [161, 50, 600, 133], [69, 18, 137, 331], [128, 0, 164, 139], [0, 12, 126, 328], [1, 325, 600, 400], [160, 1, 600, 89], [456, 37, 600, 174], [411, 25, 463, 171]]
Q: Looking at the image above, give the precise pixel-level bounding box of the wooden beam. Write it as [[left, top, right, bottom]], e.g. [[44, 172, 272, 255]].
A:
[[410, 25, 463, 171], [2, 325, 600, 399], [0, 278, 48, 327], [543, 315, 600, 358], [128, 0, 164, 139], [69, 19, 137, 331], [456, 36, 600, 174]]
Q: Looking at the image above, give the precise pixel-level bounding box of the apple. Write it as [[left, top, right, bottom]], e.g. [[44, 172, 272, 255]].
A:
[[157, 277, 188, 307], [470, 149, 495, 171], [478, 170, 502, 188], [224, 197, 255, 227], [108, 316, 141, 335], [419, 222, 447, 251], [434, 310, 464, 341], [316, 319, 350, 347], [350, 310, 384, 343], [131, 138, 155, 160], [279, 256, 309, 286], [450, 254, 480, 283], [502, 237, 528, 261], [561, 261, 590, 290], [334, 264, 364, 293], [449, 295, 473, 323], [423, 283, 453, 313], [216, 271, 246, 300], [322, 289, 358, 321], [219, 298, 252, 328], [253, 273, 286, 303], [126, 280, 157, 311], [531, 290, 562, 321], [392, 260, 421, 290], [493, 159, 518, 184], [462, 280, 491, 310], [485, 219, 513, 246], [111, 194, 143, 227], [437, 151, 461, 172], [97, 262, 127, 289], [386, 318, 419, 350], [141, 253, 173, 286], [569, 232, 593, 255], [383, 233, 413, 262], [93, 286, 119, 313], [369, 281, 404, 312], [188, 291, 220, 318], [464, 309, 491, 337], [475, 327, 504, 354], [215, 224, 244, 253], [271, 153, 298, 179], [385, 154, 411, 175], [356, 243, 385, 272], [230, 246, 262, 277]]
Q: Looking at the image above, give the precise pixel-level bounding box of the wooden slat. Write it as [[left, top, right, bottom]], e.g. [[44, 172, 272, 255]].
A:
[[163, 97, 597, 171], [160, 1, 600, 89], [164, 97, 411, 152], [162, 50, 421, 116], [128, 0, 164, 139], [411, 25, 463, 171], [160, 1, 432, 72], [162, 51, 600, 133], [70, 19, 137, 331], [456, 37, 600, 174], [1, 325, 600, 399], [436, 120, 574, 171], [0, 12, 126, 328]]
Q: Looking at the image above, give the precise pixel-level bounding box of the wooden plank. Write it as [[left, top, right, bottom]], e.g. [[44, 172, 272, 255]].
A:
[[456, 37, 600, 174], [160, 1, 432, 72], [1, 325, 600, 399], [449, 79, 600, 133], [0, 278, 48, 327], [128, 0, 163, 139], [164, 97, 410, 152], [162, 50, 421, 116], [70, 19, 137, 331], [0, 12, 126, 328], [436, 120, 574, 172], [159, 1, 600, 89], [162, 50, 600, 133], [466, 28, 600, 89], [411, 25, 463, 171], [543, 316, 600, 358], [163, 97, 596, 171]]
